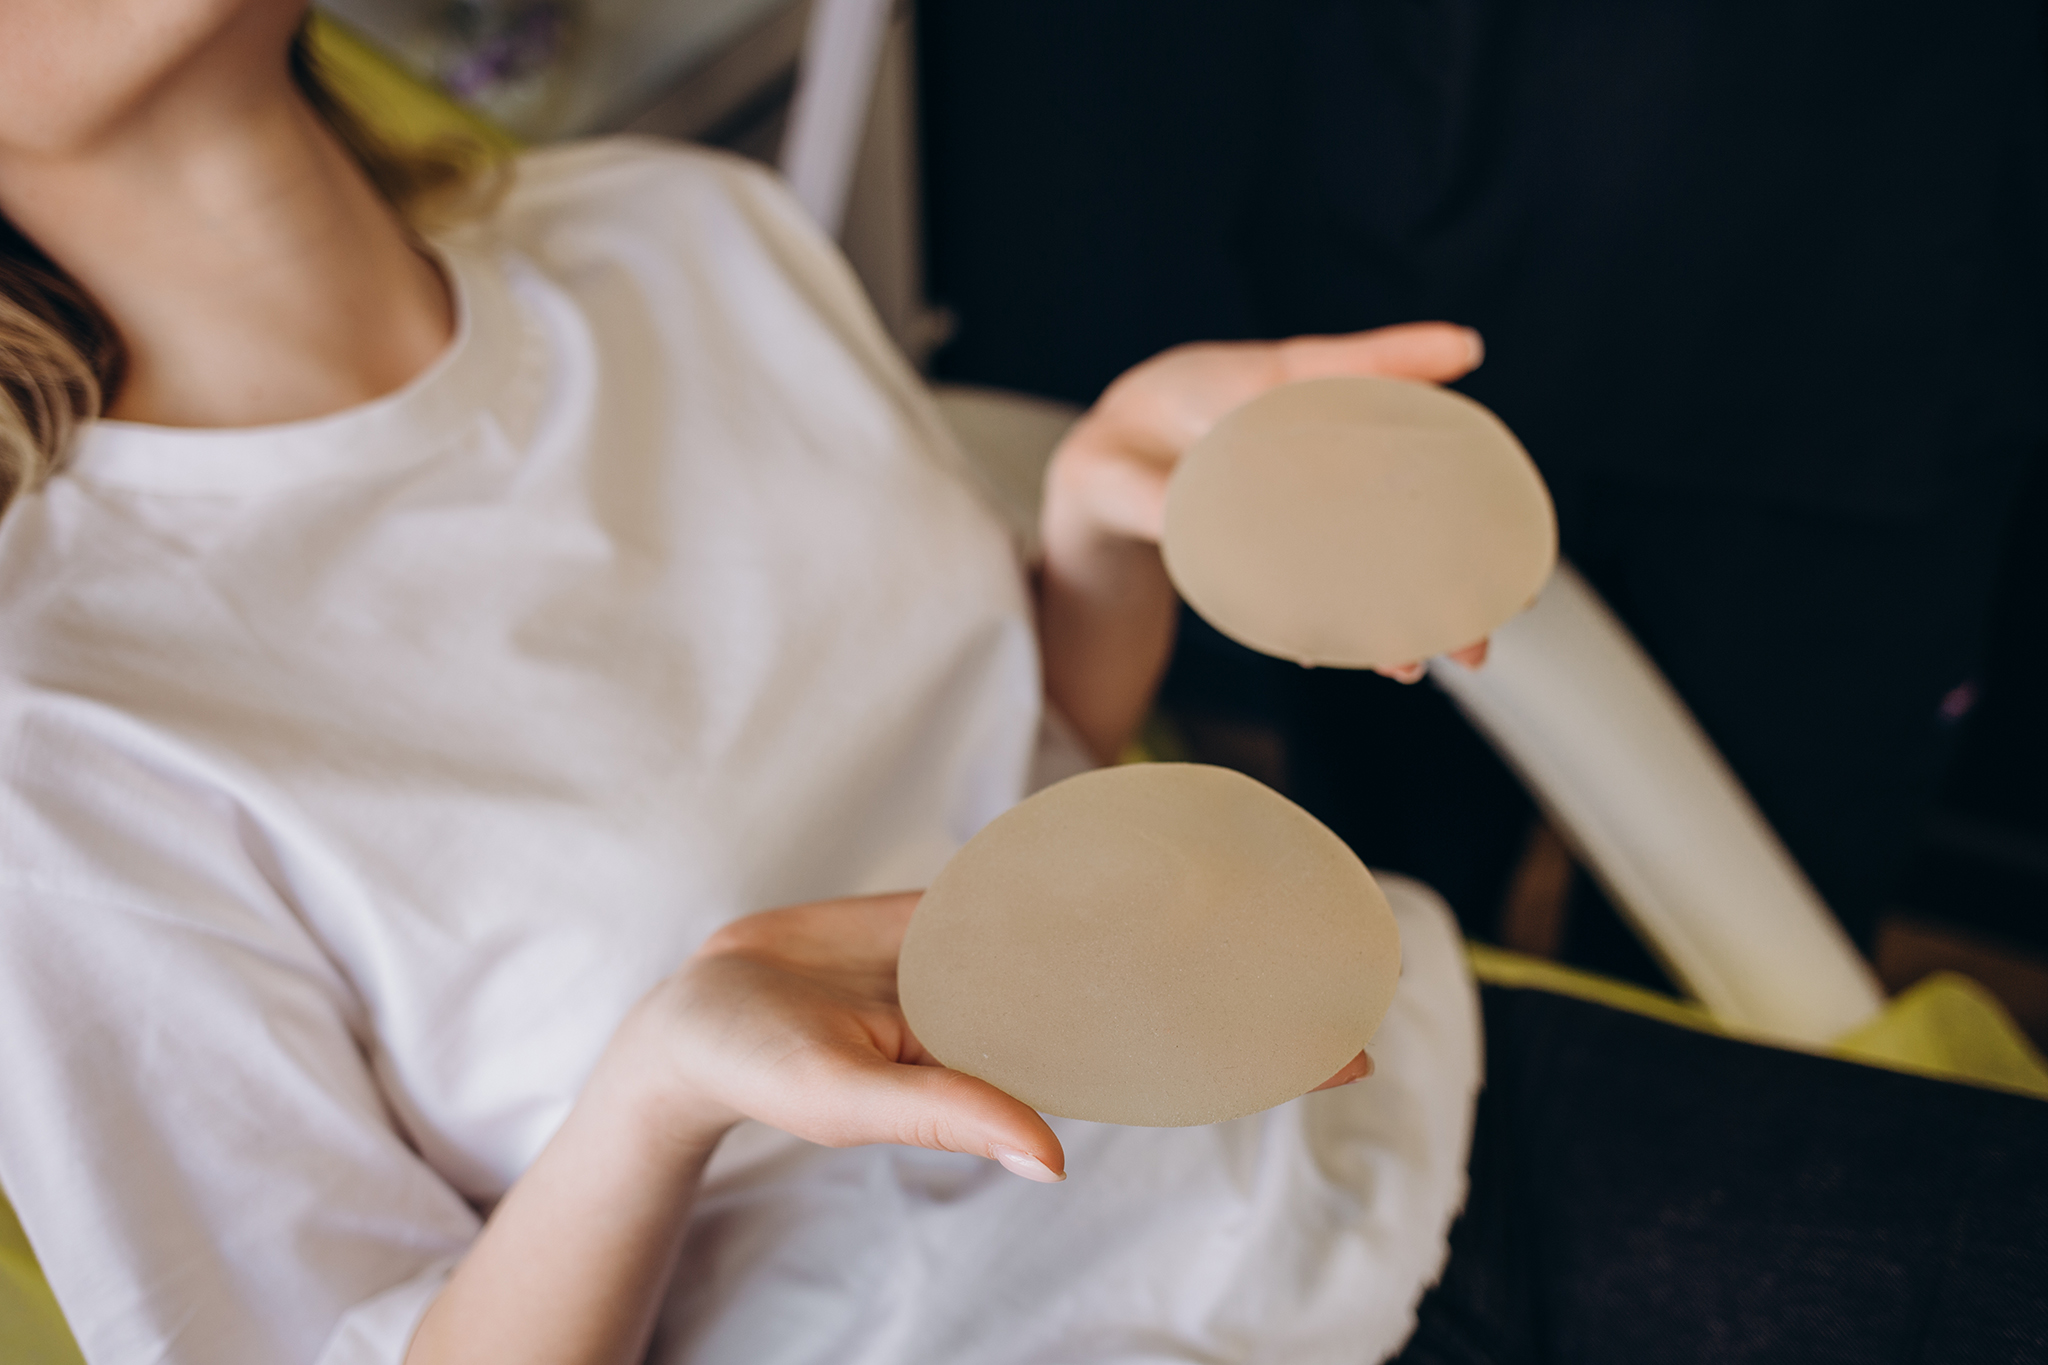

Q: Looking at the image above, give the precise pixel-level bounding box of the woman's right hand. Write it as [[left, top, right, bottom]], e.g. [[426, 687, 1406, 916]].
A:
[[416, 892, 1378, 1363], [410, 893, 1061, 1365], [613, 892, 1067, 1183]]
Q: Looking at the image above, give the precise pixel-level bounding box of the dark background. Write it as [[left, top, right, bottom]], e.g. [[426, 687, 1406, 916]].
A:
[[915, 0, 2048, 1007]]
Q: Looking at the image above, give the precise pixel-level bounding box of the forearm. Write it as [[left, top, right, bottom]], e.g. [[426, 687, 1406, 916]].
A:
[[1035, 531, 1179, 766], [407, 895, 1069, 1365], [406, 1026, 723, 1365]]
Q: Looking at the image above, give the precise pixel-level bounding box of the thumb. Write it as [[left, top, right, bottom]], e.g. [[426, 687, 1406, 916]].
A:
[[840, 1058, 1068, 1183]]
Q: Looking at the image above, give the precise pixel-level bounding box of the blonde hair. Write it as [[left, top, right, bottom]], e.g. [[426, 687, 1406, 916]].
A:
[[0, 20, 493, 515]]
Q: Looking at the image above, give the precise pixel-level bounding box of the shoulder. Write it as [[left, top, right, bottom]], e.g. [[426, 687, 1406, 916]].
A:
[[484, 137, 827, 275], [469, 135, 928, 442], [503, 136, 788, 210]]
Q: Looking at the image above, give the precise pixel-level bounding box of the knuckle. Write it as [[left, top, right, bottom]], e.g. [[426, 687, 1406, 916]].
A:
[[907, 1110, 957, 1153]]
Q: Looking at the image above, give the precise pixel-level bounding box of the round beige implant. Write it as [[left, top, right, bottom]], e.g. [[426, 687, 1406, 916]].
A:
[[898, 763, 1401, 1128], [1162, 375, 1556, 670]]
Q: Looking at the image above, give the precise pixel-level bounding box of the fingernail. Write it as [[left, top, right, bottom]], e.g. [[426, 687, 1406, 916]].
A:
[[1464, 329, 1486, 368], [993, 1145, 1065, 1183]]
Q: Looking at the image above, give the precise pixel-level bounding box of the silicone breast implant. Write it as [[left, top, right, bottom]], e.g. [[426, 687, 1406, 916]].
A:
[[898, 378, 1552, 1129], [897, 764, 1401, 1127], [1161, 374, 1556, 670]]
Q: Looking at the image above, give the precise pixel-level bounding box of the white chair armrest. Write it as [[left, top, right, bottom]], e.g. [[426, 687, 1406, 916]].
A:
[[1432, 564, 1885, 1045], [928, 382, 1077, 555]]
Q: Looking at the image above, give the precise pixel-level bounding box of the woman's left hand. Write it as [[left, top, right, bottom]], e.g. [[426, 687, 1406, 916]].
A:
[[1036, 321, 1491, 760]]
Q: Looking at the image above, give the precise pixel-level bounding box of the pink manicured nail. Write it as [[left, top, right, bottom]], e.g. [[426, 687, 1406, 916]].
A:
[[993, 1146, 1065, 1183]]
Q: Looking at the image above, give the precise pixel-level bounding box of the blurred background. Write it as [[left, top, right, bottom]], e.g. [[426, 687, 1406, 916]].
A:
[[318, 0, 2048, 1047]]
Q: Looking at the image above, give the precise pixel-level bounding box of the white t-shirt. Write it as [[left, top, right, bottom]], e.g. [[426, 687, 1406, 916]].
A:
[[0, 140, 1481, 1365]]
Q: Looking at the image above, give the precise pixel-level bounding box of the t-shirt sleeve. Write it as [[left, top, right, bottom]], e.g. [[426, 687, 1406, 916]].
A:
[[0, 731, 481, 1365]]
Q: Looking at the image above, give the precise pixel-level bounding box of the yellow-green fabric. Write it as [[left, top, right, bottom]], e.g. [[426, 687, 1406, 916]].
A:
[[1, 1194, 84, 1365], [306, 11, 522, 160], [1468, 943, 2048, 1101], [1832, 970, 2048, 1099], [1466, 941, 1723, 1034]]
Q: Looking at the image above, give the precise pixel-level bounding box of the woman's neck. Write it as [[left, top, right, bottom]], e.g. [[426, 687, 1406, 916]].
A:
[[0, 31, 451, 430]]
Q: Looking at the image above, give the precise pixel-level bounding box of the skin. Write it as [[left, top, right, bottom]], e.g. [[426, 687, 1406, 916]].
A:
[[0, 4, 1485, 1363], [1039, 329, 1490, 761], [0, 0, 451, 429]]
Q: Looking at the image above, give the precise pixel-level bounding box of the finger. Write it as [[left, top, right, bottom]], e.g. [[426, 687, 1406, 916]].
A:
[[1309, 1050, 1375, 1092], [798, 1054, 1067, 1182], [1446, 639, 1490, 670], [704, 891, 922, 972], [1275, 323, 1485, 387], [1375, 660, 1428, 684]]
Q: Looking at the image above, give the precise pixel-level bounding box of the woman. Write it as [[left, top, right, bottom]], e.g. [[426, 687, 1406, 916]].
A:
[[0, 3, 1490, 1362], [16, 8, 2044, 1365]]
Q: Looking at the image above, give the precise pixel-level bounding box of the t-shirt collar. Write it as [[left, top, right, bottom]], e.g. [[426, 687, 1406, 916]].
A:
[[64, 240, 528, 498]]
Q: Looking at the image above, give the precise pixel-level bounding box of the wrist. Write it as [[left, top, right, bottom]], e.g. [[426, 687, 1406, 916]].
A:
[[1039, 472, 1165, 602], [1040, 418, 1171, 561], [582, 991, 738, 1172]]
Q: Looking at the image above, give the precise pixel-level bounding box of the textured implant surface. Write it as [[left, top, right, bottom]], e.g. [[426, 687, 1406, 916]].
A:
[[898, 764, 1401, 1127], [1162, 375, 1556, 669]]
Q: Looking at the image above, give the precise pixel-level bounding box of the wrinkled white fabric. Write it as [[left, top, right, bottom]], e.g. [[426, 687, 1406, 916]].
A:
[[0, 139, 1479, 1365]]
